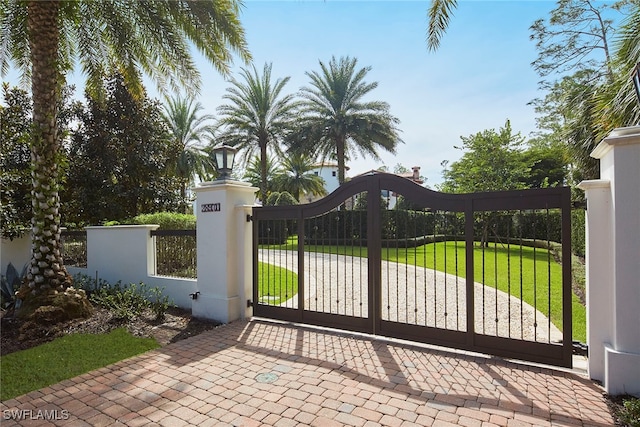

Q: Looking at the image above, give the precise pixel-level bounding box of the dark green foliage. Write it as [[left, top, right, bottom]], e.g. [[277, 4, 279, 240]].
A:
[[439, 120, 529, 194], [295, 56, 402, 185], [302, 209, 564, 247], [273, 152, 327, 202], [90, 281, 174, 321], [1, 262, 27, 308], [0, 84, 32, 239], [521, 143, 569, 188], [259, 191, 298, 244], [61, 74, 182, 225], [130, 212, 196, 230], [572, 209, 586, 258], [71, 273, 109, 296], [617, 397, 640, 427]]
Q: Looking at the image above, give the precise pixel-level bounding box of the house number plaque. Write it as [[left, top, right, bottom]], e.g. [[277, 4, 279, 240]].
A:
[[201, 203, 221, 213]]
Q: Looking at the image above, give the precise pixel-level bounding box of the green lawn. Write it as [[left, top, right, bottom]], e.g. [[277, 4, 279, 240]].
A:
[[260, 238, 586, 342], [257, 261, 298, 305], [0, 328, 159, 401]]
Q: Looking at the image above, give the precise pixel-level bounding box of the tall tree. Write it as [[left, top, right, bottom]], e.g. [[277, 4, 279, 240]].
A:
[[274, 152, 327, 202], [63, 74, 181, 225], [595, 2, 640, 129], [0, 84, 32, 240], [216, 62, 297, 202], [0, 0, 250, 312], [530, 0, 616, 83], [296, 56, 402, 184], [439, 120, 529, 194], [243, 154, 280, 198], [162, 95, 215, 211]]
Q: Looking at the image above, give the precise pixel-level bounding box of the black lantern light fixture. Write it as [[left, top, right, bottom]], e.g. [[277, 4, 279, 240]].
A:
[[633, 62, 640, 106], [212, 144, 237, 180]]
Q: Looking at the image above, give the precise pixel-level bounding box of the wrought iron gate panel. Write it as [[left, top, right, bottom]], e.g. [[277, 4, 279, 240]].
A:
[[253, 172, 572, 367]]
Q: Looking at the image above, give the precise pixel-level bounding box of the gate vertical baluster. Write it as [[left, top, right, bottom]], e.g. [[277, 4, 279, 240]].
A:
[[335, 210, 340, 314], [482, 213, 486, 335], [444, 211, 448, 329], [533, 211, 538, 341], [403, 207, 407, 324], [433, 209, 437, 327], [465, 197, 475, 347], [414, 208, 418, 325], [298, 208, 304, 317], [343, 202, 348, 316], [519, 210, 524, 340], [507, 213, 511, 338], [424, 209, 428, 326], [350, 197, 355, 317], [454, 213, 460, 331], [279, 222, 283, 306], [322, 213, 333, 313], [561, 187, 572, 365], [546, 207, 551, 344], [395, 208, 400, 323], [494, 219, 499, 336]]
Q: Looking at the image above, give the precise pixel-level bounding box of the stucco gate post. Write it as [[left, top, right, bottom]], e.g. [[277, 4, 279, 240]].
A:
[[192, 180, 258, 323], [578, 125, 640, 396]]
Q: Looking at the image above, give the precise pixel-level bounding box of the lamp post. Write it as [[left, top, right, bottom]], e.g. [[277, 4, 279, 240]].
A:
[[212, 144, 237, 180]]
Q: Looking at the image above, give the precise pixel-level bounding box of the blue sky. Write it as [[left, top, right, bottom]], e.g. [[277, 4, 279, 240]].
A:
[[200, 0, 553, 186], [3, 1, 574, 186]]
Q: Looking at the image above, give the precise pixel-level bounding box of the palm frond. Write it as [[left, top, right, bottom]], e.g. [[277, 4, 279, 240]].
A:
[[426, 0, 458, 52]]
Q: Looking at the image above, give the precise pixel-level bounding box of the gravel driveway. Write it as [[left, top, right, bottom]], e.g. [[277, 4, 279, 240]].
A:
[[259, 250, 563, 344]]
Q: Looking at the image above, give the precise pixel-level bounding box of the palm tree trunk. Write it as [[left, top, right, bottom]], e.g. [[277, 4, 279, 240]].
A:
[[27, 0, 69, 292], [336, 136, 346, 185], [260, 141, 268, 202]]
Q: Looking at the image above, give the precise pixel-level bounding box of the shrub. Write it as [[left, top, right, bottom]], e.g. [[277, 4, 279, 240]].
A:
[[72, 273, 110, 295], [618, 397, 640, 427], [89, 281, 174, 321], [131, 212, 195, 230], [1, 262, 27, 309], [571, 209, 585, 258]]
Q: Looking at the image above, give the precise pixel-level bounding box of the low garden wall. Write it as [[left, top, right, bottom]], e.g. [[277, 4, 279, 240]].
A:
[[1, 225, 196, 310]]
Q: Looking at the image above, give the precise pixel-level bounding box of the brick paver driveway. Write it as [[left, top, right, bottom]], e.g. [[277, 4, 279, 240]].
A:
[[1, 319, 613, 426]]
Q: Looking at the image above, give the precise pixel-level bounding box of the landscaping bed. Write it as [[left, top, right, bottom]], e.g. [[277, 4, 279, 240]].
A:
[[0, 305, 220, 356]]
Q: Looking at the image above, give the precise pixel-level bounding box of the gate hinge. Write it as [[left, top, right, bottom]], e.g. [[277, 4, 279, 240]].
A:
[[247, 299, 253, 308], [246, 214, 253, 222]]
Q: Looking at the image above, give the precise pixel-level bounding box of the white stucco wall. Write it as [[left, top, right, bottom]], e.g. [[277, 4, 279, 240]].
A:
[[0, 227, 196, 309], [1, 235, 30, 276]]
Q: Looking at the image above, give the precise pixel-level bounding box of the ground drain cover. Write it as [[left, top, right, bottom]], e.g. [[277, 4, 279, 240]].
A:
[[255, 373, 279, 383]]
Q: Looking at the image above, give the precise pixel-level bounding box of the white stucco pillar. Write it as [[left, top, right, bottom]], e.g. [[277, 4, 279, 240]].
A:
[[192, 180, 258, 323], [576, 180, 612, 383], [579, 126, 640, 397]]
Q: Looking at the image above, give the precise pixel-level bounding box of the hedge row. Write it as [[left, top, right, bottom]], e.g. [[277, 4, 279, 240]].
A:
[[258, 210, 571, 246]]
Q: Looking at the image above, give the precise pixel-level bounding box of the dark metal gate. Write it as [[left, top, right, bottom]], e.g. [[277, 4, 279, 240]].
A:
[[252, 172, 572, 367]]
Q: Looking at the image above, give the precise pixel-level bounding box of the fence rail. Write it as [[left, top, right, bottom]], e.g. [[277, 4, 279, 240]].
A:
[[61, 229, 87, 268], [150, 229, 197, 279]]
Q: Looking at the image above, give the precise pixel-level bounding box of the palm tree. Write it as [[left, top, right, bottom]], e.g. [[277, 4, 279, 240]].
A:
[[216, 62, 297, 202], [274, 153, 327, 202], [596, 3, 640, 129], [162, 95, 216, 211], [296, 56, 402, 185], [0, 1, 249, 310], [243, 154, 280, 198]]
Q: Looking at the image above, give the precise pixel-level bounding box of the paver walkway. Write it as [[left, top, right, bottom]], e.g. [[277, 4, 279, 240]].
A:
[[1, 319, 613, 427]]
